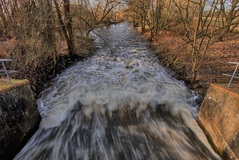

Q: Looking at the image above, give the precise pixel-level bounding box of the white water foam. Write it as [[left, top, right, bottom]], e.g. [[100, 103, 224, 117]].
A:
[[36, 23, 199, 129], [14, 22, 221, 160]]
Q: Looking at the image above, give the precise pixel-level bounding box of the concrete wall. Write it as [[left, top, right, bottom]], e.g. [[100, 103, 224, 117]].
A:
[[198, 84, 239, 160], [0, 80, 40, 160]]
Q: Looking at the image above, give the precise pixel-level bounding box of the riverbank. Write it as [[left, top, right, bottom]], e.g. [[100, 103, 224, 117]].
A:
[[13, 22, 221, 160], [0, 36, 95, 95], [141, 30, 239, 96]]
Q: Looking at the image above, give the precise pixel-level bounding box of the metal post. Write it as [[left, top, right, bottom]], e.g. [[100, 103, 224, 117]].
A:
[[228, 63, 239, 87], [1, 61, 11, 84]]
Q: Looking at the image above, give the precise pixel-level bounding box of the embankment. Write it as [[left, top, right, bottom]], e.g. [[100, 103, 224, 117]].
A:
[[198, 84, 239, 159], [0, 80, 40, 160]]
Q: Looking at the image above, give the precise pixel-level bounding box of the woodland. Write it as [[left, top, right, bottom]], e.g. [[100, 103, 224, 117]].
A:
[[0, 0, 239, 95]]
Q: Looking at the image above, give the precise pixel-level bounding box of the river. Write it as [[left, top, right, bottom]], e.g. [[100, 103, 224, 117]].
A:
[[14, 22, 221, 160]]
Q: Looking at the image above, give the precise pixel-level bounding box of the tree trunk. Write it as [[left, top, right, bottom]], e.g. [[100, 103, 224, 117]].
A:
[[191, 60, 198, 85], [40, 0, 57, 64], [0, 4, 9, 37], [54, 0, 75, 56], [63, 0, 76, 55]]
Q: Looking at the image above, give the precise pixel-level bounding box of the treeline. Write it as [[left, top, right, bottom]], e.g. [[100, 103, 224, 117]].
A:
[[125, 0, 239, 85], [1, 0, 238, 91], [0, 0, 125, 94]]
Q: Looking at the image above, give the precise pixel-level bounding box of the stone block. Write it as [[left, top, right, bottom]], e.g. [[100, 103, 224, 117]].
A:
[[198, 84, 239, 159], [0, 80, 40, 160]]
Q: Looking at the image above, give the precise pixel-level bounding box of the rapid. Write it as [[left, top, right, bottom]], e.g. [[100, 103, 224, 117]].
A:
[[14, 22, 221, 160]]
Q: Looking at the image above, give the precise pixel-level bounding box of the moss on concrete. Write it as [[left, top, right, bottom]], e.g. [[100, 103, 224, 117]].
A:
[[0, 79, 29, 93]]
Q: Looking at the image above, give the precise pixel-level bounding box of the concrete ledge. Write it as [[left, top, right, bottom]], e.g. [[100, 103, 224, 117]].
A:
[[198, 84, 239, 159], [0, 79, 40, 160], [0, 79, 30, 93]]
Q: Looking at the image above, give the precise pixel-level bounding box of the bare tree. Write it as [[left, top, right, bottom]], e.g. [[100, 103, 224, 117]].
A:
[[172, 0, 221, 84], [0, 0, 124, 93], [126, 0, 173, 38], [146, 0, 164, 39], [76, 0, 124, 36], [0, 0, 18, 38], [219, 0, 239, 40], [54, 0, 76, 55], [152, 0, 164, 34], [126, 0, 151, 32], [0, 0, 59, 93]]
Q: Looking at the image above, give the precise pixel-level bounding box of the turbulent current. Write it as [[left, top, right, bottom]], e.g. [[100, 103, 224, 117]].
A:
[[14, 22, 221, 160]]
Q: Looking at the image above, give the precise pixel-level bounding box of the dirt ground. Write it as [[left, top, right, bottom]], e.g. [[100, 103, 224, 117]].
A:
[[142, 30, 239, 96]]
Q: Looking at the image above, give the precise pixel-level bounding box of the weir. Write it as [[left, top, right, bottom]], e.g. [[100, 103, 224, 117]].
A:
[[14, 22, 220, 159]]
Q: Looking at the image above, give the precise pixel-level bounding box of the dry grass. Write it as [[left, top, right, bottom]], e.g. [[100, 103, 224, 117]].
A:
[[0, 34, 95, 95], [143, 30, 239, 95], [0, 40, 30, 93]]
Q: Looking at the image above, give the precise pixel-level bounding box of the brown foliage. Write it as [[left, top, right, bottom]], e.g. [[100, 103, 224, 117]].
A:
[[147, 30, 239, 96], [0, 35, 94, 95]]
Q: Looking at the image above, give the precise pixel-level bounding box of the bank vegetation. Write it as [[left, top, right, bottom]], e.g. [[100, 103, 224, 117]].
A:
[[0, 0, 125, 94], [0, 0, 239, 95], [125, 0, 239, 95]]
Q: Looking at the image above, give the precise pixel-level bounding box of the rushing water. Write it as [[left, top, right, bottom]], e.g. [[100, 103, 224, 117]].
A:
[[14, 22, 221, 160]]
